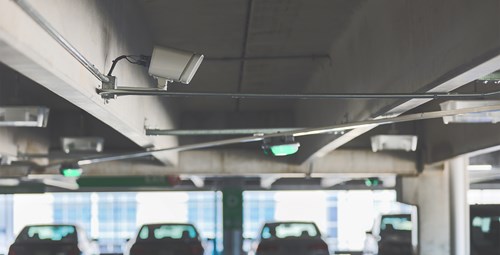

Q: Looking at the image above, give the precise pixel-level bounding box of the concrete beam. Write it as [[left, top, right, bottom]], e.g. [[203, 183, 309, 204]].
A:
[[59, 149, 420, 176], [295, 0, 500, 164], [0, 0, 178, 165], [422, 119, 500, 163]]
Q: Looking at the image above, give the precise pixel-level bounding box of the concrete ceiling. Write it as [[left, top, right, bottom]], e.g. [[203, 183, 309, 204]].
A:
[[0, 0, 499, 184]]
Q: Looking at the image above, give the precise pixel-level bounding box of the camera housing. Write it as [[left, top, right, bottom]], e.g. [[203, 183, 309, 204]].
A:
[[148, 46, 204, 87]]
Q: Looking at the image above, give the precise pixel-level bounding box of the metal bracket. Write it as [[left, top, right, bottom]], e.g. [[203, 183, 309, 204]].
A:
[[99, 76, 117, 101]]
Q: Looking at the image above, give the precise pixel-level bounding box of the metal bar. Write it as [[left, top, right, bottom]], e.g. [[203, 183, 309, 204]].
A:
[[14, 0, 110, 83], [146, 128, 305, 136], [97, 86, 500, 100], [77, 103, 500, 166], [205, 55, 330, 61]]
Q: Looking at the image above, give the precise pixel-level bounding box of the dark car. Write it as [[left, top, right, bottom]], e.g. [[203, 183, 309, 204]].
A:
[[364, 214, 414, 255], [253, 221, 329, 255], [470, 204, 500, 255], [8, 224, 99, 255], [127, 223, 204, 255]]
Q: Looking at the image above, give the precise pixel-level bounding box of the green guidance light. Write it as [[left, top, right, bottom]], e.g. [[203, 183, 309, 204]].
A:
[[262, 136, 300, 156], [269, 143, 300, 156], [59, 162, 83, 177]]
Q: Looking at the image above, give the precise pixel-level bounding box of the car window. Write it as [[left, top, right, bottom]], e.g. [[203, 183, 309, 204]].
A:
[[380, 215, 412, 231], [137, 225, 198, 240], [261, 223, 319, 239], [17, 225, 77, 243], [471, 216, 500, 250]]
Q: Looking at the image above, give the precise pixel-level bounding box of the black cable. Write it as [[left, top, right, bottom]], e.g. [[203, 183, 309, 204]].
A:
[[107, 55, 151, 76]]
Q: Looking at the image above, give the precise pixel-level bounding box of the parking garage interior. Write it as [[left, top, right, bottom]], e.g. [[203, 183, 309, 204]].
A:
[[0, 0, 500, 255]]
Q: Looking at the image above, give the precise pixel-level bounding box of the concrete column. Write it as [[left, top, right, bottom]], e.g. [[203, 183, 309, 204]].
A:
[[448, 156, 470, 255], [398, 166, 451, 255], [222, 183, 243, 255]]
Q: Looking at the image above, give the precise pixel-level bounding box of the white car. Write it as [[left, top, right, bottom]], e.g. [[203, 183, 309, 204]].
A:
[[8, 224, 99, 255], [252, 221, 329, 255]]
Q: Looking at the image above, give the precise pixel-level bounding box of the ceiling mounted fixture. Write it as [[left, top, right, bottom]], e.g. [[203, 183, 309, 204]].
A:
[[262, 136, 300, 156], [370, 135, 418, 152], [440, 100, 500, 124], [61, 137, 104, 154], [468, 165, 492, 171], [148, 46, 204, 88], [59, 162, 83, 178], [0, 106, 49, 127]]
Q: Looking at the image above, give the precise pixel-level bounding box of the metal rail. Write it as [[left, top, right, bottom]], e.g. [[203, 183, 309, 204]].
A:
[[14, 0, 110, 83], [97, 86, 500, 100], [78, 103, 500, 165], [146, 128, 306, 136]]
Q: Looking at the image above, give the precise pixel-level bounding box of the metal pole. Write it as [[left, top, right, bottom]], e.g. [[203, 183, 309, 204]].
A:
[[14, 0, 110, 83], [146, 128, 305, 136], [97, 87, 500, 100], [449, 156, 470, 255]]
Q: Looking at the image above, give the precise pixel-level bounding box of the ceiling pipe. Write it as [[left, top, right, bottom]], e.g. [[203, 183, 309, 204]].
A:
[[97, 86, 500, 100], [14, 0, 110, 83]]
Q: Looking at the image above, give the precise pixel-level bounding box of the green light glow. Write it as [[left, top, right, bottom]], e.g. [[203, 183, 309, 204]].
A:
[[61, 168, 83, 177], [365, 178, 380, 187], [270, 143, 300, 156]]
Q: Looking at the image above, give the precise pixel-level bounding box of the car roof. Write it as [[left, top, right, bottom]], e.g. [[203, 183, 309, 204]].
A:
[[263, 221, 317, 225], [141, 223, 196, 227]]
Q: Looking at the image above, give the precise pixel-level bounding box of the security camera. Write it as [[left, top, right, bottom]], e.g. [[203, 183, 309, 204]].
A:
[[148, 46, 204, 88]]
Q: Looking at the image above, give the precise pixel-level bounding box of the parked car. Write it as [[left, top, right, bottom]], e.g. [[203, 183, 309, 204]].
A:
[[470, 204, 500, 255], [8, 224, 99, 255], [251, 221, 329, 255], [126, 223, 204, 255], [363, 214, 415, 255]]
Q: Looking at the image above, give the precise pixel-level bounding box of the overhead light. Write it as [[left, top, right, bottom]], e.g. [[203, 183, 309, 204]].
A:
[[59, 162, 83, 177], [0, 178, 20, 186], [61, 137, 104, 154], [148, 46, 204, 88], [440, 100, 500, 124], [0, 106, 49, 127], [262, 136, 300, 156], [371, 135, 418, 152], [468, 165, 492, 171]]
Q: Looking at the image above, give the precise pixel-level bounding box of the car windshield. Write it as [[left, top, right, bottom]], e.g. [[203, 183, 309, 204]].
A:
[[137, 224, 198, 241], [16, 225, 77, 243], [380, 215, 412, 232], [261, 223, 319, 239], [471, 216, 500, 252]]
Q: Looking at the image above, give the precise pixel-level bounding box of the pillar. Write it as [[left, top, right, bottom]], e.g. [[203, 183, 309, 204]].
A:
[[222, 186, 243, 255], [398, 166, 451, 255], [448, 156, 470, 255]]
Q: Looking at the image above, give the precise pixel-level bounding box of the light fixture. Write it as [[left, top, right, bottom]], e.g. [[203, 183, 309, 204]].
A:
[[0, 178, 20, 186], [440, 100, 500, 124], [61, 137, 104, 154], [148, 46, 204, 88], [468, 165, 492, 171], [262, 136, 300, 156], [370, 135, 418, 152], [59, 162, 83, 177], [0, 106, 49, 127]]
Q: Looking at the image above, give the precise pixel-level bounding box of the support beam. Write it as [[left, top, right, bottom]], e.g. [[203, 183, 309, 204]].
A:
[[423, 119, 500, 163], [0, 0, 178, 165], [295, 0, 500, 164], [71, 149, 419, 176]]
